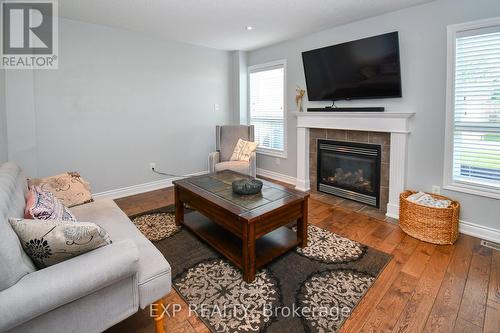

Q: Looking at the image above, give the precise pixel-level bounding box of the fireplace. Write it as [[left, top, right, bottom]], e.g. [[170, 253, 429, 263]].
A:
[[317, 139, 381, 208]]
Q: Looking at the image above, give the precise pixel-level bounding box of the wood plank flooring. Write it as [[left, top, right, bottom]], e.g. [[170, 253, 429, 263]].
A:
[[110, 185, 500, 333]]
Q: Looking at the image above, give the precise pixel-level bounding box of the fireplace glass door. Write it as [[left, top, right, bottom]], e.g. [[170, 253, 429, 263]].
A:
[[317, 140, 381, 207]]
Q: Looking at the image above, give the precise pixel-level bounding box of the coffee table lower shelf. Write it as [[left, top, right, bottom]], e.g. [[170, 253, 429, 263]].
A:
[[183, 211, 300, 271]]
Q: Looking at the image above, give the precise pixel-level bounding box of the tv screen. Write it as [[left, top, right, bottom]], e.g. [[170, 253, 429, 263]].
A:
[[302, 32, 402, 101]]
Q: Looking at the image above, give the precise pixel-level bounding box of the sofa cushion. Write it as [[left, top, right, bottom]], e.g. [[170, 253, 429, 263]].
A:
[[25, 186, 77, 221], [215, 160, 250, 175], [0, 239, 139, 333], [0, 163, 37, 291], [10, 218, 112, 268], [29, 172, 93, 208], [71, 198, 171, 308]]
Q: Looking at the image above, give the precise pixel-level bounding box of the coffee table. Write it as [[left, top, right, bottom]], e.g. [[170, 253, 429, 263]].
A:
[[173, 170, 309, 282]]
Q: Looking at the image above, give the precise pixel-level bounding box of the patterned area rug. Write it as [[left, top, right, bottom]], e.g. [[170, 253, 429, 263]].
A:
[[132, 208, 181, 242], [145, 208, 391, 333]]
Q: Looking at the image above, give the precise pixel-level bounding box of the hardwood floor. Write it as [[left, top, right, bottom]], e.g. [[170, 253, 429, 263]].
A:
[[112, 185, 500, 333]]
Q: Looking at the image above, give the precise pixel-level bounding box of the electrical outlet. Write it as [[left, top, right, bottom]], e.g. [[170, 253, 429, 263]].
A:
[[275, 157, 280, 165], [431, 185, 441, 194], [149, 162, 156, 171], [214, 103, 220, 112]]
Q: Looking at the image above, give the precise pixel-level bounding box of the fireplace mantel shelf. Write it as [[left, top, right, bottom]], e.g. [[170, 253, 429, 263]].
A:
[[294, 111, 415, 134], [294, 111, 415, 219], [293, 111, 415, 118]]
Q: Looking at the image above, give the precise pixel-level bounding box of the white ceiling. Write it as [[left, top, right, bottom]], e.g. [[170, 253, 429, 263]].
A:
[[59, 0, 434, 51]]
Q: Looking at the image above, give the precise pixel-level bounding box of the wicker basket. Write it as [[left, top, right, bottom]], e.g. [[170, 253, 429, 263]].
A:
[[399, 190, 460, 244]]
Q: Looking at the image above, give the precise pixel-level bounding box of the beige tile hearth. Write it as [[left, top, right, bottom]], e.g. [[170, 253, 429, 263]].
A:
[[358, 205, 389, 220], [309, 191, 341, 204], [336, 198, 366, 211], [307, 190, 396, 223]]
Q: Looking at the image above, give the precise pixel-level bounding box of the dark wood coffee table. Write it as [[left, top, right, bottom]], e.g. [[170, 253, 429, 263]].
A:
[[173, 170, 309, 282]]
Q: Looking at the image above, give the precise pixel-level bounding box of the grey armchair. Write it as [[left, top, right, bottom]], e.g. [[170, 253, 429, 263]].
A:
[[208, 125, 257, 177]]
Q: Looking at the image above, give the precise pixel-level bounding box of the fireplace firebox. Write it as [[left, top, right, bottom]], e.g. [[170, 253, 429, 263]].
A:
[[317, 139, 381, 207]]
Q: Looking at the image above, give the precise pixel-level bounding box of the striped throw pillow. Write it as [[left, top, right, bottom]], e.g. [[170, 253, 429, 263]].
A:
[[25, 186, 76, 222]]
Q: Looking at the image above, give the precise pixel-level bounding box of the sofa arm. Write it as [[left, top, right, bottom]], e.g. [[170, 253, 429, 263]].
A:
[[249, 152, 257, 177], [208, 151, 220, 173], [0, 240, 139, 332]]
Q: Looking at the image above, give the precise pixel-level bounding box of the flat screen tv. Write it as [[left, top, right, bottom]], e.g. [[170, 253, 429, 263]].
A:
[[302, 32, 402, 101]]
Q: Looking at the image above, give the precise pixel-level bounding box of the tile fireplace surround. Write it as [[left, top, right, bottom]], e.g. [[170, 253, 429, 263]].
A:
[[311, 130, 389, 212], [295, 111, 415, 219]]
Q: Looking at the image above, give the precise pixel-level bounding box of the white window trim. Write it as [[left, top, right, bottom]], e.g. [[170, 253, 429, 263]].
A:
[[443, 16, 500, 200], [247, 59, 288, 159]]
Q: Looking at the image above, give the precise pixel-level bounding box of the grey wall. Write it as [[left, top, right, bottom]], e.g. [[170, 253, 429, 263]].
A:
[[0, 69, 6, 163], [247, 0, 500, 230], [4, 18, 233, 192], [4, 70, 38, 175]]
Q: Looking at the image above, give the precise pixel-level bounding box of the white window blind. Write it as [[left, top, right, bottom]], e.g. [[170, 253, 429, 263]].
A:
[[452, 26, 500, 189], [249, 62, 285, 155]]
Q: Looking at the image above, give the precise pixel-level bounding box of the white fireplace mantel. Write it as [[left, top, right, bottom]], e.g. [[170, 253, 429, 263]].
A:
[[294, 111, 415, 219]]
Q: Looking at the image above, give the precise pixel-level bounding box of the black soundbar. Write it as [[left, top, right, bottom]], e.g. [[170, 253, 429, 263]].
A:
[[307, 107, 385, 112]]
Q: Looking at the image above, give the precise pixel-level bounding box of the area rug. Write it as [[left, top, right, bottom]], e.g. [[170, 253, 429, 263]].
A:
[[146, 209, 391, 333], [132, 207, 181, 241]]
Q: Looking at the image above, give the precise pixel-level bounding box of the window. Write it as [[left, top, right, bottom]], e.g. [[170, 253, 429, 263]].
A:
[[248, 60, 286, 157], [444, 18, 500, 199]]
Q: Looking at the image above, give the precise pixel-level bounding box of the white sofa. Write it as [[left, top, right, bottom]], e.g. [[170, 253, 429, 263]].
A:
[[0, 162, 171, 333]]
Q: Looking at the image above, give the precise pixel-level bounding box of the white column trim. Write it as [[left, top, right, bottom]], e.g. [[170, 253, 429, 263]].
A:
[[386, 132, 409, 219], [295, 127, 310, 191]]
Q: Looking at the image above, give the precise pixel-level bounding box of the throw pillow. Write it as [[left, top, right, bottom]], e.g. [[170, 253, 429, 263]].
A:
[[9, 218, 112, 268], [230, 139, 258, 162], [29, 172, 93, 208], [24, 187, 36, 219], [25, 186, 77, 222]]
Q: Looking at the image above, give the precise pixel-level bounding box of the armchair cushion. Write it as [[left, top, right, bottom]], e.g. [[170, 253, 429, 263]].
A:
[[214, 160, 251, 175], [219, 125, 253, 161], [0, 239, 139, 332], [230, 139, 258, 162]]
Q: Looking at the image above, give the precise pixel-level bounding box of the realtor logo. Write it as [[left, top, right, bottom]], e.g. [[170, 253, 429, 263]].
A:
[[1, 0, 58, 69]]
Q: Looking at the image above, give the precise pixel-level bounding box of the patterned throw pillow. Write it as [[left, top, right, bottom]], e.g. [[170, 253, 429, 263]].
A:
[[29, 172, 93, 208], [25, 186, 77, 222], [230, 139, 258, 162], [9, 218, 112, 269]]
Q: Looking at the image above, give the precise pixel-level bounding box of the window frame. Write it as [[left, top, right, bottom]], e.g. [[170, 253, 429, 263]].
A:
[[247, 59, 287, 159], [443, 17, 500, 200]]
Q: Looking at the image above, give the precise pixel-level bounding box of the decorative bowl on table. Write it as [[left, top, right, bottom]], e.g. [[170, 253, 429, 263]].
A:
[[232, 178, 263, 195]]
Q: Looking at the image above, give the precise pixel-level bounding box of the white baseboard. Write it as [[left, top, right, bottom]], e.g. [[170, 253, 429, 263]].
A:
[[386, 203, 400, 220], [458, 220, 500, 243], [295, 178, 311, 192], [96, 168, 294, 199], [384, 210, 500, 243], [257, 168, 297, 186], [93, 171, 208, 200], [95, 169, 500, 243]]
